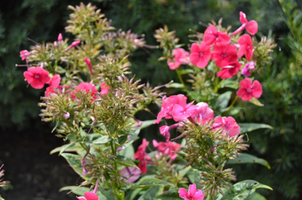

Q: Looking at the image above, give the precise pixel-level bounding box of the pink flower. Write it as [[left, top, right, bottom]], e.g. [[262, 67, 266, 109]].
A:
[[189, 42, 211, 68], [192, 102, 214, 125], [66, 40, 81, 50], [241, 61, 255, 76], [167, 48, 189, 70], [72, 82, 98, 102], [213, 116, 241, 137], [238, 34, 253, 61], [20, 50, 30, 62], [23, 67, 51, 89], [58, 33, 63, 41], [178, 184, 204, 200], [134, 139, 151, 174], [120, 167, 141, 183], [237, 78, 262, 101], [204, 25, 230, 46], [159, 123, 182, 142], [211, 44, 238, 68], [100, 82, 110, 96], [153, 140, 181, 161], [216, 62, 241, 79], [172, 102, 197, 122], [232, 12, 258, 35], [77, 192, 99, 200], [84, 57, 93, 76]]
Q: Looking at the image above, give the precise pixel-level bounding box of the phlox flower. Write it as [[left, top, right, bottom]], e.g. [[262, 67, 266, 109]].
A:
[[203, 25, 230, 46], [192, 102, 214, 125], [153, 140, 181, 162], [232, 11, 258, 35], [238, 34, 253, 61], [84, 57, 93, 76], [237, 78, 262, 101], [66, 40, 81, 51], [216, 62, 241, 79], [77, 192, 99, 200], [100, 82, 110, 96], [211, 44, 238, 68], [20, 50, 30, 62], [58, 33, 63, 41], [155, 94, 188, 124], [241, 61, 255, 76], [189, 42, 211, 68], [120, 167, 141, 183], [71, 82, 98, 102], [134, 139, 151, 174], [178, 183, 204, 200], [23, 67, 51, 89], [213, 116, 241, 137], [167, 48, 189, 70], [172, 102, 197, 122]]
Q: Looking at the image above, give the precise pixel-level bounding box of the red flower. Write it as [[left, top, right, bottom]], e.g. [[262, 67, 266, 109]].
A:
[[232, 12, 258, 35], [23, 67, 50, 89], [134, 139, 151, 174], [204, 25, 230, 46], [211, 44, 238, 68], [100, 82, 110, 96], [77, 192, 99, 200], [189, 42, 211, 68], [213, 116, 241, 137], [192, 102, 214, 125], [238, 34, 253, 61], [84, 57, 93, 76], [20, 50, 30, 63], [72, 82, 98, 102], [178, 184, 204, 200], [237, 78, 262, 101], [167, 48, 189, 70], [217, 62, 241, 79]]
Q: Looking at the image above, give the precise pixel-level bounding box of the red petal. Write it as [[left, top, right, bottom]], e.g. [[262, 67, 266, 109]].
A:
[[246, 20, 258, 35]]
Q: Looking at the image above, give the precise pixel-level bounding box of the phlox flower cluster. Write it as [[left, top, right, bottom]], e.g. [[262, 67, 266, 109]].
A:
[[165, 12, 263, 102], [178, 183, 204, 200]]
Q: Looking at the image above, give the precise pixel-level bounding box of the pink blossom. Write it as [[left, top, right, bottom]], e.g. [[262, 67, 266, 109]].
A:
[[20, 50, 30, 62], [213, 116, 241, 137], [134, 139, 151, 174], [66, 40, 81, 50], [192, 102, 214, 125], [241, 61, 255, 76], [237, 78, 262, 101], [204, 25, 230, 46], [178, 184, 204, 200], [232, 12, 258, 35], [159, 123, 182, 142], [189, 42, 211, 68], [24, 67, 51, 89], [167, 48, 189, 70], [120, 167, 141, 183], [153, 140, 181, 161], [58, 33, 63, 41], [172, 102, 197, 122], [77, 192, 99, 200], [238, 34, 253, 61], [217, 62, 241, 79], [71, 82, 98, 102], [211, 44, 238, 68], [100, 82, 110, 96], [84, 57, 93, 76]]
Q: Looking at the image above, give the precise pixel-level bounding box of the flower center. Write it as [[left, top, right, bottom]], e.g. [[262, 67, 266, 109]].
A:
[[247, 88, 252, 93], [199, 52, 203, 57], [34, 74, 40, 79]]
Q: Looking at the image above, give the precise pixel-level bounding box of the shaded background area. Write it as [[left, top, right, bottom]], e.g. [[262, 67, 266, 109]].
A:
[[0, 0, 302, 199]]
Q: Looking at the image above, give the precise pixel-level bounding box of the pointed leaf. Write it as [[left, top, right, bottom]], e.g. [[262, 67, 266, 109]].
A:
[[249, 97, 264, 106], [227, 153, 271, 169], [61, 153, 89, 180], [238, 123, 273, 134], [116, 155, 138, 168], [138, 185, 163, 200], [165, 83, 184, 88]]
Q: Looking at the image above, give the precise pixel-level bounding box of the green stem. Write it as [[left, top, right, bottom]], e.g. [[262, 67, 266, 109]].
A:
[[223, 95, 238, 115], [175, 68, 189, 94]]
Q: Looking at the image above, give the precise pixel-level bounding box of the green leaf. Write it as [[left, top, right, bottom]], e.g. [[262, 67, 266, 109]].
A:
[[227, 153, 271, 169], [50, 142, 75, 155], [214, 91, 232, 112], [119, 144, 135, 159], [99, 188, 115, 200], [125, 188, 143, 200], [155, 190, 182, 200], [238, 123, 273, 134], [59, 186, 106, 198], [217, 180, 272, 200], [249, 97, 264, 106], [116, 155, 138, 168], [130, 177, 169, 189], [246, 192, 266, 200], [61, 153, 88, 180], [165, 82, 184, 88], [0, 196, 4, 200], [138, 185, 163, 200], [179, 69, 194, 75]]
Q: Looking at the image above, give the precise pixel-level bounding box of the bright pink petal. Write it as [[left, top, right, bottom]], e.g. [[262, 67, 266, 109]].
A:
[[237, 88, 253, 101], [251, 80, 263, 98], [246, 20, 258, 35], [84, 192, 99, 200], [50, 74, 61, 88], [178, 188, 189, 198], [239, 11, 248, 24], [188, 184, 197, 197], [239, 78, 252, 89]]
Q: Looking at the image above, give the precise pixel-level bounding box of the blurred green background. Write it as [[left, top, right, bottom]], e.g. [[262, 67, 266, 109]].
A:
[[0, 0, 302, 199]]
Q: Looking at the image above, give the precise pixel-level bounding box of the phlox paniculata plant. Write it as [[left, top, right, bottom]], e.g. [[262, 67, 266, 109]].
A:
[[18, 3, 274, 200]]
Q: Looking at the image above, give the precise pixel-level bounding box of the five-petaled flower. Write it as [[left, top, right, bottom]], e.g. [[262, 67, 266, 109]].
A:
[[71, 82, 98, 102], [134, 139, 151, 174], [203, 25, 230, 46], [178, 183, 204, 200], [167, 48, 189, 70], [23, 67, 51, 89], [189, 42, 211, 68], [153, 140, 181, 162], [232, 11, 258, 35], [238, 34, 253, 61], [237, 78, 262, 101], [213, 116, 241, 137]]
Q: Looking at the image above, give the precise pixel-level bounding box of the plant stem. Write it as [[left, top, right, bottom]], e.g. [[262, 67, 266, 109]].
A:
[[175, 68, 189, 94]]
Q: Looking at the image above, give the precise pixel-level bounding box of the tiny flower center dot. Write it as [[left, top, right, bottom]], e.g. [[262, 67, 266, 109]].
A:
[[34, 74, 40, 79]]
